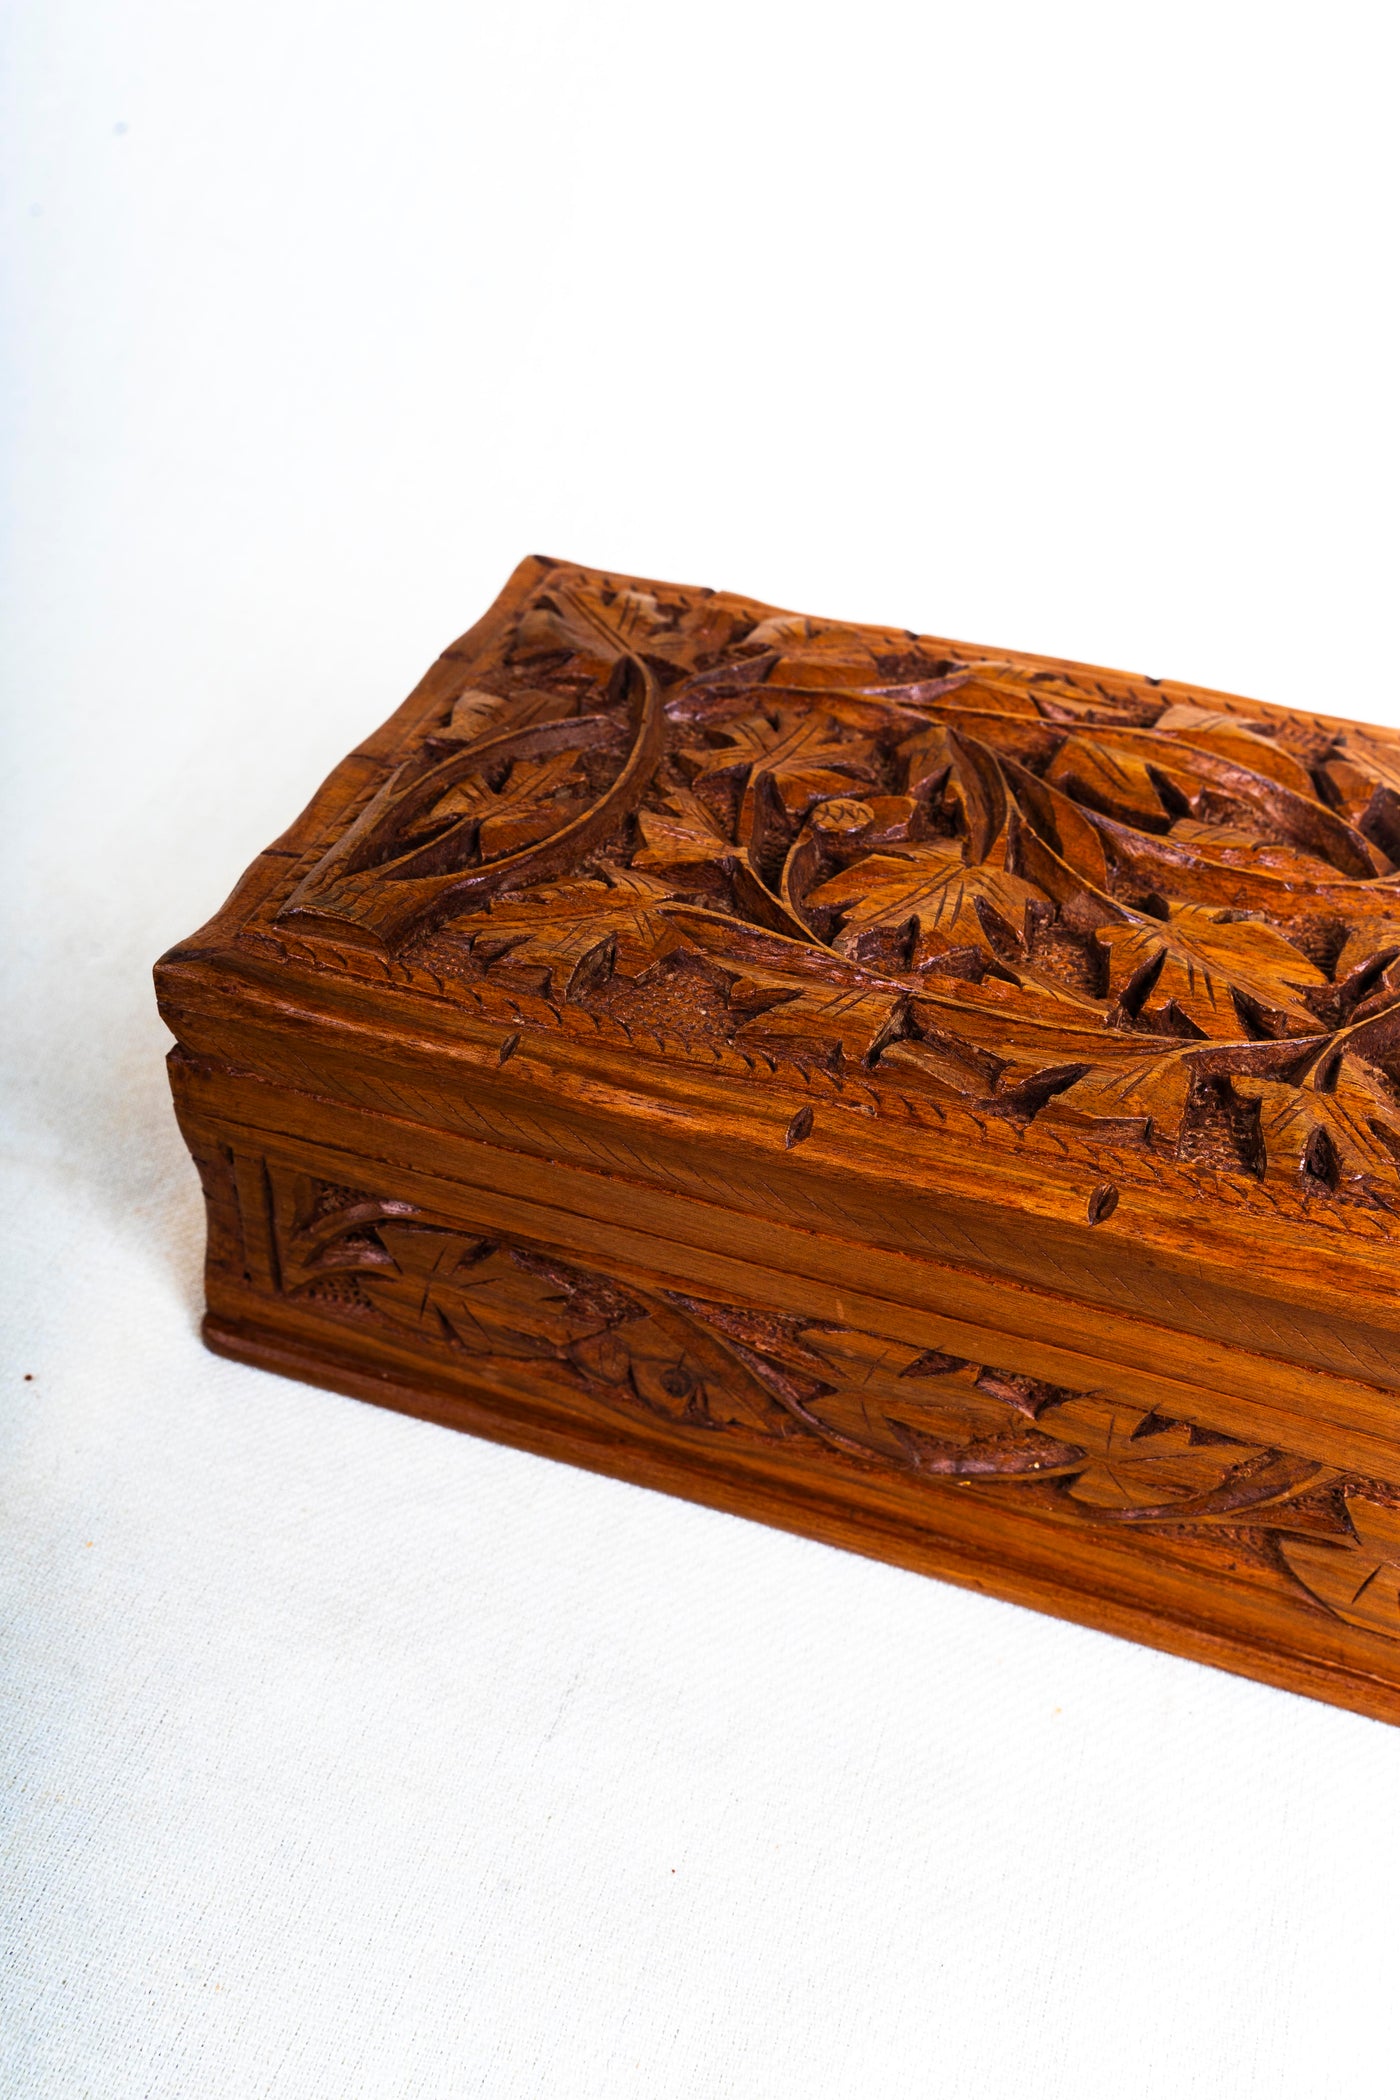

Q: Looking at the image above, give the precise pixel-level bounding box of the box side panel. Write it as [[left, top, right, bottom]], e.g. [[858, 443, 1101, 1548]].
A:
[[168, 1052, 1400, 1726], [156, 961, 1400, 1458]]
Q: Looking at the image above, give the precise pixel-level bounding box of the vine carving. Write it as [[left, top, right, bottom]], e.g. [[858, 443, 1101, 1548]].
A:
[[272, 566, 1400, 1222], [265, 1170, 1400, 1639]]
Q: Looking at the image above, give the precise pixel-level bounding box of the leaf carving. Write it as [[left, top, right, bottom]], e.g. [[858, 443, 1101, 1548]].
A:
[[288, 1193, 788, 1437], [1317, 730, 1400, 841], [464, 866, 690, 999], [1033, 1047, 1198, 1146], [1043, 1035, 1330, 1152], [1234, 1056, 1400, 1199], [681, 707, 877, 837], [1052, 722, 1381, 877], [1000, 754, 1110, 887], [1150, 703, 1319, 794], [634, 789, 736, 869], [808, 843, 1040, 978], [426, 747, 595, 860], [1095, 907, 1326, 1039], [280, 655, 667, 950], [788, 1329, 1034, 1462], [275, 1178, 1387, 1605], [727, 975, 907, 1073], [742, 616, 879, 688], [443, 687, 508, 741], [1034, 1397, 1266, 1509], [274, 561, 1400, 1215], [512, 580, 689, 673], [1279, 1497, 1400, 1637], [1047, 734, 1191, 833]]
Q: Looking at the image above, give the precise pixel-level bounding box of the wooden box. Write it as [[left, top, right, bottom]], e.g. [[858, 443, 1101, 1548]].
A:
[[156, 558, 1400, 1722]]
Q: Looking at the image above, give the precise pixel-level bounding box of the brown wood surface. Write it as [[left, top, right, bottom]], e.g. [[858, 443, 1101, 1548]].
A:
[[156, 557, 1400, 1722]]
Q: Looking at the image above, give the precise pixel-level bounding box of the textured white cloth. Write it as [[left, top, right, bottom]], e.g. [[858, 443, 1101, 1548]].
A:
[[5, 4, 1400, 2094]]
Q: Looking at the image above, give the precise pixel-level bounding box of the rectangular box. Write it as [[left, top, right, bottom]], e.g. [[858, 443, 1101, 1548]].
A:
[[157, 557, 1400, 1722]]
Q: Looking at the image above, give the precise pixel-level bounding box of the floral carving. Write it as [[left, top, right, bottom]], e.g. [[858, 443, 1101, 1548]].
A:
[[271, 564, 1400, 1220], [264, 1172, 1395, 1636]]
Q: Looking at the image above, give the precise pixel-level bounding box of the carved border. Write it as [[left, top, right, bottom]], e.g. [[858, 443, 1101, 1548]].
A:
[[217, 1146, 1400, 1643]]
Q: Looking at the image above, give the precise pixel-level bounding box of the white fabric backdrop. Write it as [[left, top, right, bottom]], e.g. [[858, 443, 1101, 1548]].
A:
[[4, 4, 1400, 2094]]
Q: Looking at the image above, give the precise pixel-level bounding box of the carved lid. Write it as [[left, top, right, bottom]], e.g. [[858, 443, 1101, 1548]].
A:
[[216, 557, 1400, 1256]]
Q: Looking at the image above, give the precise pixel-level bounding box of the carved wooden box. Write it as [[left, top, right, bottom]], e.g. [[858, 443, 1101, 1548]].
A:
[[156, 558, 1400, 1722]]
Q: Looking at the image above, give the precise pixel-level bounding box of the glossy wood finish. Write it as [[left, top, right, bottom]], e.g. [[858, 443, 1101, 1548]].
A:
[[157, 558, 1400, 1723]]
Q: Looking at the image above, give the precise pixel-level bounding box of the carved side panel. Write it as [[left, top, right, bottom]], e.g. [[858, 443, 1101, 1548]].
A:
[[217, 1154, 1400, 1642], [183, 1136, 246, 1283]]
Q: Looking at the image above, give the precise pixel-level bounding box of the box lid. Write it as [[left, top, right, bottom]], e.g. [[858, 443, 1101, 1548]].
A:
[[156, 557, 1400, 1460]]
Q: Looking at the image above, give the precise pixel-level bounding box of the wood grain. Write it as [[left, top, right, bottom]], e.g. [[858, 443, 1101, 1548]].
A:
[[156, 556, 1400, 1722]]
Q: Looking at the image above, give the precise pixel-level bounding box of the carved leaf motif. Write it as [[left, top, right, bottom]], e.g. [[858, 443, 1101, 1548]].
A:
[[513, 580, 680, 671], [367, 1235, 585, 1357], [744, 615, 868, 651], [682, 708, 876, 826], [1018, 676, 1162, 728], [276, 562, 1400, 1216], [927, 675, 1044, 720], [1279, 1496, 1400, 1636], [1047, 734, 1189, 832], [1159, 821, 1344, 882], [809, 844, 1040, 975], [1000, 755, 1111, 887], [466, 867, 689, 994], [1062, 718, 1376, 873], [301, 1203, 788, 1436], [443, 687, 508, 742], [908, 705, 1066, 773], [1320, 730, 1400, 823], [1150, 704, 1318, 795], [1075, 806, 1362, 918], [897, 724, 1010, 861], [634, 790, 737, 867], [683, 708, 866, 775], [791, 1329, 1028, 1459], [728, 975, 905, 1071], [1234, 1061, 1400, 1195], [426, 749, 593, 859], [1095, 907, 1325, 1038], [276, 1181, 1392, 1617], [1331, 920, 1400, 985], [1035, 1397, 1266, 1509], [1032, 1047, 1198, 1145], [572, 1298, 785, 1436], [742, 617, 878, 688]]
